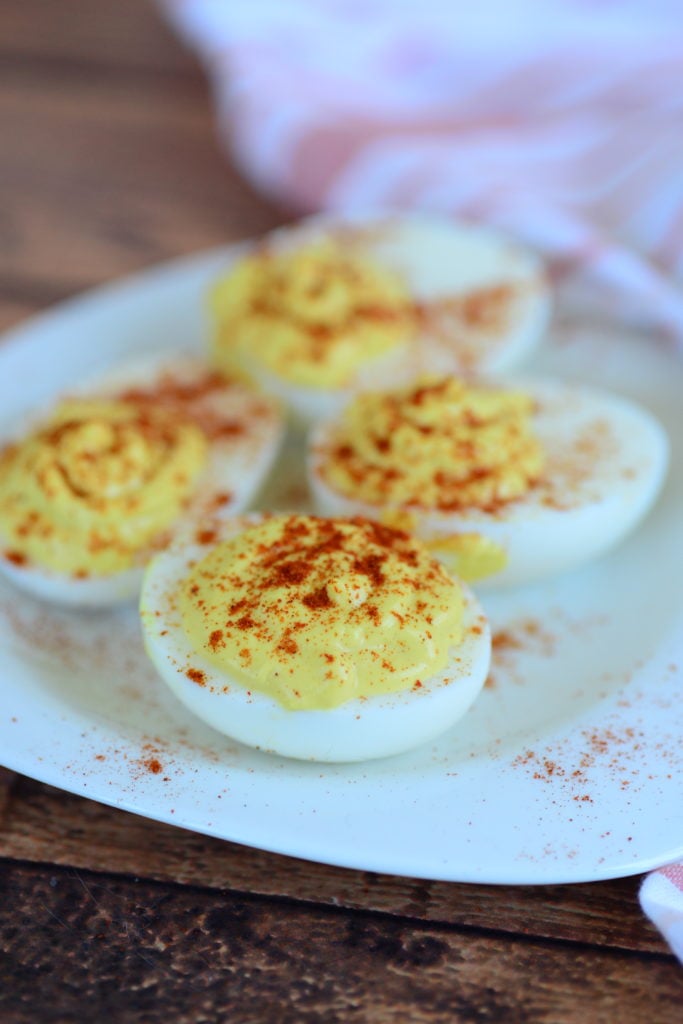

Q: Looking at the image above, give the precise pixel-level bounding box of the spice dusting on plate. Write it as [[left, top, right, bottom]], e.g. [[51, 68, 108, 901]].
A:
[[510, 716, 682, 806], [486, 617, 556, 688]]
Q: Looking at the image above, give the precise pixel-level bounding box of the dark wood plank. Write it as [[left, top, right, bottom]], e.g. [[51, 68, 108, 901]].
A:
[[0, 0, 191, 75], [0, 859, 680, 1024], [0, 76, 282, 297], [0, 777, 670, 956], [0, 769, 15, 821], [0, 0, 284, 311], [0, 296, 44, 334]]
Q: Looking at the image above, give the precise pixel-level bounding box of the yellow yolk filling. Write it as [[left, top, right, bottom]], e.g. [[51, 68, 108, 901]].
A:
[[0, 398, 207, 576], [322, 376, 544, 511], [380, 510, 508, 583], [179, 515, 464, 711], [209, 240, 412, 390]]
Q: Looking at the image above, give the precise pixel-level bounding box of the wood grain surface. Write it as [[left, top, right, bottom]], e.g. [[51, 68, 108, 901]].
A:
[[0, 0, 282, 332], [0, 2, 681, 1020]]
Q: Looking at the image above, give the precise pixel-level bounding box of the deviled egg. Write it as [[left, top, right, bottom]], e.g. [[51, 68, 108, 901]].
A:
[[0, 354, 284, 607], [140, 514, 491, 762], [308, 375, 669, 588], [209, 214, 551, 424]]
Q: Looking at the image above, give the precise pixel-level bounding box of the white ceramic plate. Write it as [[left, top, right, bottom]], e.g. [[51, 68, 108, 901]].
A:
[[0, 248, 681, 885]]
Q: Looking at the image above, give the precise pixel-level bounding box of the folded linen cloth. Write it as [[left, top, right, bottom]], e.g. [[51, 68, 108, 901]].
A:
[[640, 866, 683, 963], [162, 0, 683, 338], [161, 0, 683, 961]]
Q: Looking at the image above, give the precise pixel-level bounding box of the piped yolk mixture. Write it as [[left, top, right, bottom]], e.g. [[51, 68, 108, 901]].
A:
[[179, 515, 464, 710], [321, 376, 544, 512], [210, 240, 413, 389], [0, 398, 207, 575]]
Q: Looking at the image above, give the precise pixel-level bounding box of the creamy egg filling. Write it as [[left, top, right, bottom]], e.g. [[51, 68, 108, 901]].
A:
[[378, 510, 508, 583], [322, 375, 544, 512], [0, 398, 207, 576], [210, 241, 413, 389], [178, 515, 464, 711]]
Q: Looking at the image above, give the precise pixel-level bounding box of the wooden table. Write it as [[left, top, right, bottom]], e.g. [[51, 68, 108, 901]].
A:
[[0, 3, 681, 1020]]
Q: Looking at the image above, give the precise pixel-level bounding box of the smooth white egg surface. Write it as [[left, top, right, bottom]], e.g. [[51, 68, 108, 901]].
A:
[[233, 342, 413, 428], [309, 376, 669, 588], [140, 516, 492, 762], [351, 214, 552, 373], [209, 213, 551, 426], [0, 352, 284, 607]]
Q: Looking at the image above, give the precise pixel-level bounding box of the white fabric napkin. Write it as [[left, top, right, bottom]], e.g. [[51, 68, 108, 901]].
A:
[[163, 0, 683, 338]]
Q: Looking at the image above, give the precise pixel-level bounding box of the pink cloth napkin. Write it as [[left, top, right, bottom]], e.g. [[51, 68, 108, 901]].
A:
[[163, 0, 683, 338], [162, 0, 683, 958], [640, 867, 683, 962]]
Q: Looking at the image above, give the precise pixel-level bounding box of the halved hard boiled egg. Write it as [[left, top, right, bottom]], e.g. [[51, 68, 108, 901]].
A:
[[308, 375, 669, 588], [140, 514, 491, 762], [209, 214, 551, 425], [0, 353, 284, 607]]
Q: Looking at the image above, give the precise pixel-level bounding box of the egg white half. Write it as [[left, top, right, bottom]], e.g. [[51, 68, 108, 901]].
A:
[[218, 213, 551, 426], [237, 341, 415, 429], [0, 353, 285, 607], [308, 377, 669, 588], [348, 214, 552, 374], [140, 521, 491, 763]]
